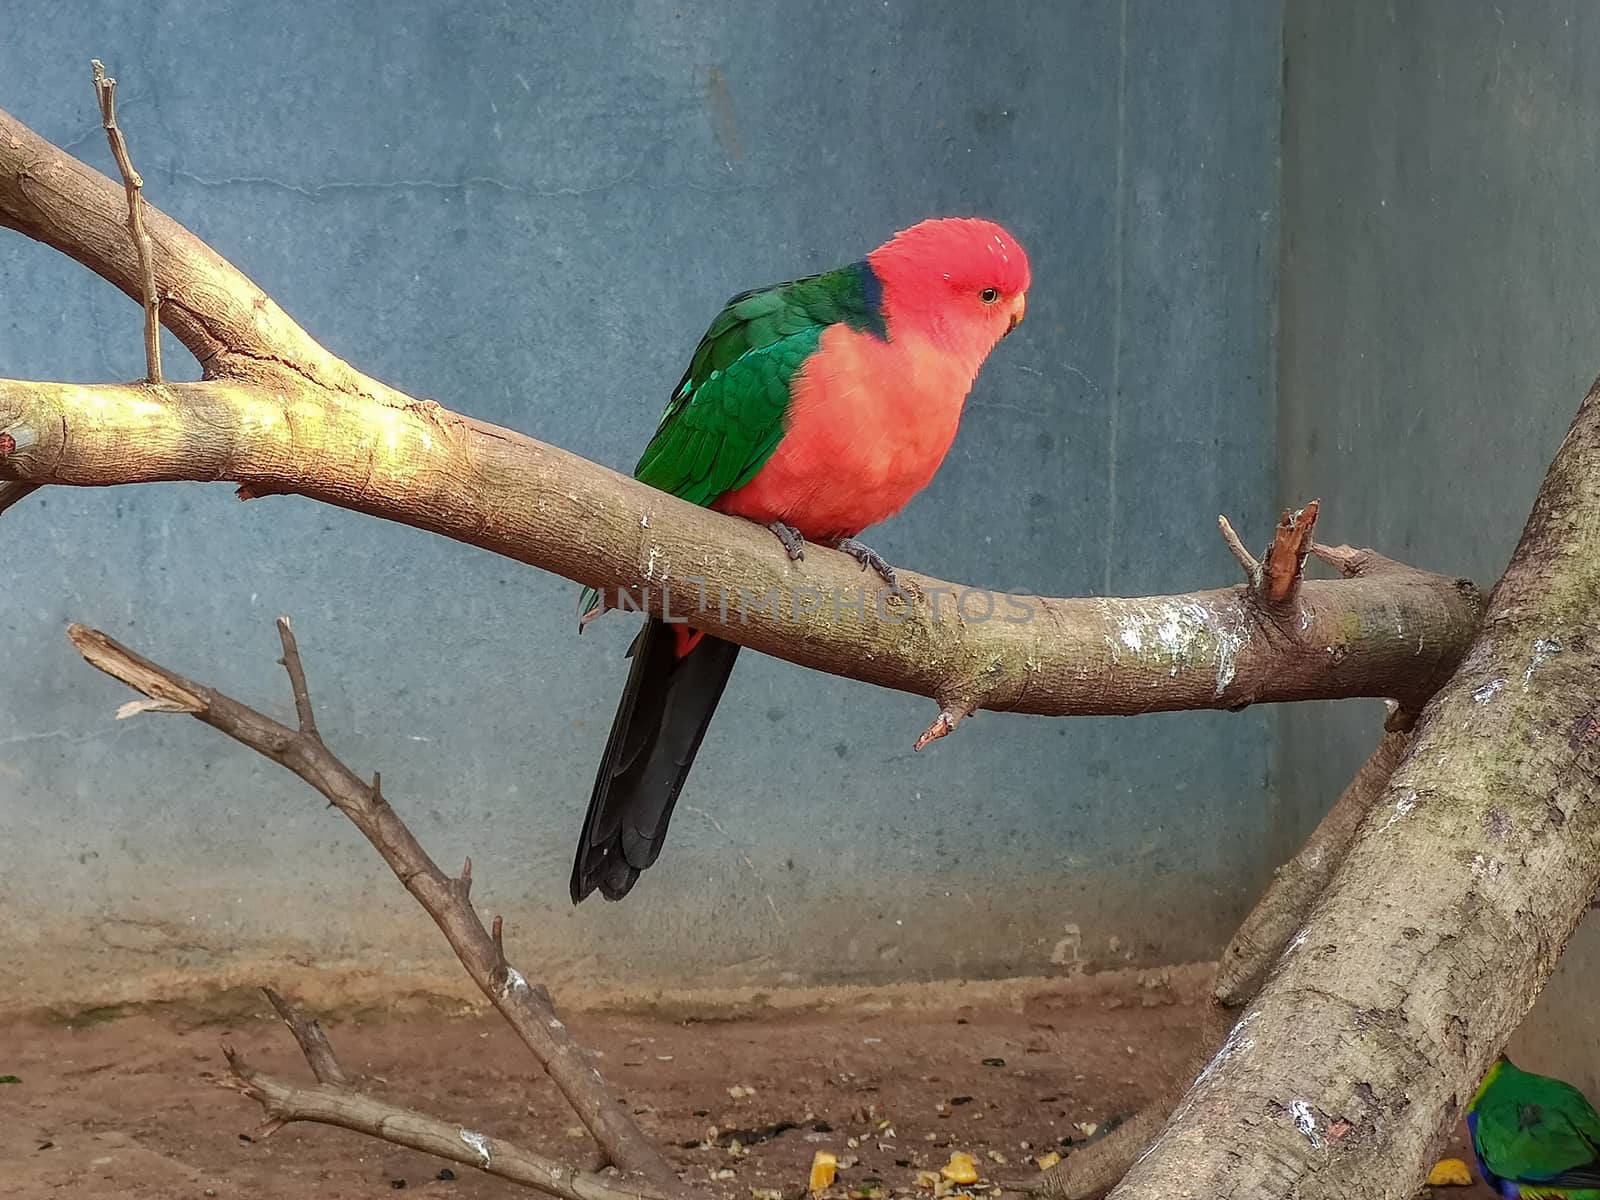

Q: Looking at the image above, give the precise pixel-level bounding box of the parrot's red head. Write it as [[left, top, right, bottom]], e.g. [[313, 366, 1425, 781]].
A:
[[866, 217, 1031, 363]]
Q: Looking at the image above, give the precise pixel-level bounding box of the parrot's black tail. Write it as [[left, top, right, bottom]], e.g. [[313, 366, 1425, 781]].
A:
[[571, 619, 741, 903]]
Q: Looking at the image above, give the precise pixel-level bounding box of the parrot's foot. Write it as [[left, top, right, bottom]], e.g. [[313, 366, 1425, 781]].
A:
[[833, 537, 899, 591], [767, 521, 807, 562]]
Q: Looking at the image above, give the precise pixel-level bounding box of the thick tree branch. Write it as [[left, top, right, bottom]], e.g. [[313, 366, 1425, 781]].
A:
[[223, 1035, 668, 1200], [1106, 375, 1600, 1198], [1027, 727, 1412, 1200], [0, 100, 1482, 735], [67, 619, 678, 1189], [1212, 729, 1414, 1007], [0, 376, 1480, 723]]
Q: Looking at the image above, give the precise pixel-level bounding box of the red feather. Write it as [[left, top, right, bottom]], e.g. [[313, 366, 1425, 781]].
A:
[[672, 625, 707, 657]]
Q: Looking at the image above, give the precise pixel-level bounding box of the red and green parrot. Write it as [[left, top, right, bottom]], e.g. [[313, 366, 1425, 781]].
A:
[[571, 217, 1032, 903], [1468, 1054, 1600, 1197]]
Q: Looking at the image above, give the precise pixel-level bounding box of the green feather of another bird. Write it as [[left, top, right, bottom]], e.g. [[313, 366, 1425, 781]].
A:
[[1474, 1060, 1600, 1190]]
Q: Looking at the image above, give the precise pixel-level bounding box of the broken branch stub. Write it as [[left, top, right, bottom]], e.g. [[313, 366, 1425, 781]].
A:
[[1261, 500, 1319, 603], [261, 985, 347, 1086]]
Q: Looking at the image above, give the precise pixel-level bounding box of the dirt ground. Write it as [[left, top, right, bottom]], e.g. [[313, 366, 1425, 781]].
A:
[[0, 989, 1491, 1199]]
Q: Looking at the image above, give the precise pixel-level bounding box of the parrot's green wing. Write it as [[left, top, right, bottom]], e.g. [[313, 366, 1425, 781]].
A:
[[1476, 1070, 1600, 1188], [633, 261, 887, 504], [578, 260, 886, 623]]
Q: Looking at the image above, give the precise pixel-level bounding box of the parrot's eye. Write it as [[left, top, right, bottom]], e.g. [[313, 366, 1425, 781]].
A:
[[979, 287, 1001, 304]]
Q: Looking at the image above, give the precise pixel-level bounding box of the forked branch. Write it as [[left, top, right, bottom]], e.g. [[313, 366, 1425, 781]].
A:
[[68, 619, 679, 1189]]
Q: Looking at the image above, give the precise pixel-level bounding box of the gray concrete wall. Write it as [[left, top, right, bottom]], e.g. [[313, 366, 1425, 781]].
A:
[[1278, 0, 1600, 1092], [0, 1, 1281, 1011]]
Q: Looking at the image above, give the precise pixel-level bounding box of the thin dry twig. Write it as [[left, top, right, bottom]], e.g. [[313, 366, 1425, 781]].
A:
[[275, 616, 319, 738], [1217, 514, 1261, 585], [91, 59, 161, 383], [68, 620, 679, 1189], [261, 985, 347, 1086], [223, 997, 671, 1200]]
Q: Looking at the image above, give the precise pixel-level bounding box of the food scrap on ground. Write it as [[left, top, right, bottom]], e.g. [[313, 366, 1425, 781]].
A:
[[1427, 1158, 1474, 1187]]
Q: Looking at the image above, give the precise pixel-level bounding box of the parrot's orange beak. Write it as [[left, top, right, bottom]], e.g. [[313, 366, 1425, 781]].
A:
[[1005, 293, 1026, 336]]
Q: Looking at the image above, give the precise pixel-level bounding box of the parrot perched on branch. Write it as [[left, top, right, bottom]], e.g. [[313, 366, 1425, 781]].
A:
[[571, 217, 1032, 904], [1467, 1054, 1600, 1198]]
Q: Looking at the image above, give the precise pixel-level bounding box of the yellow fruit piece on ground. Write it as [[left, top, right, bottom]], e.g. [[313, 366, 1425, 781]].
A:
[[1427, 1159, 1473, 1187], [940, 1152, 980, 1185], [809, 1151, 838, 1192]]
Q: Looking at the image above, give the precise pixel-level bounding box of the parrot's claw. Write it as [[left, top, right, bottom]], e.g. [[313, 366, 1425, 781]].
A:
[[767, 521, 807, 562], [834, 537, 899, 591]]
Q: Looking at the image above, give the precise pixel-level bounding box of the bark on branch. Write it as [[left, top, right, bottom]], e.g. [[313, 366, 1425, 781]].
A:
[[1105, 375, 1600, 1199], [67, 618, 679, 1189], [1211, 729, 1415, 1008], [0, 100, 1482, 737]]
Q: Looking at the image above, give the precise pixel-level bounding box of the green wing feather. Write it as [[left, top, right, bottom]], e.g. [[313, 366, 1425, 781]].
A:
[[634, 262, 886, 502], [578, 261, 886, 623], [1476, 1064, 1600, 1191]]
